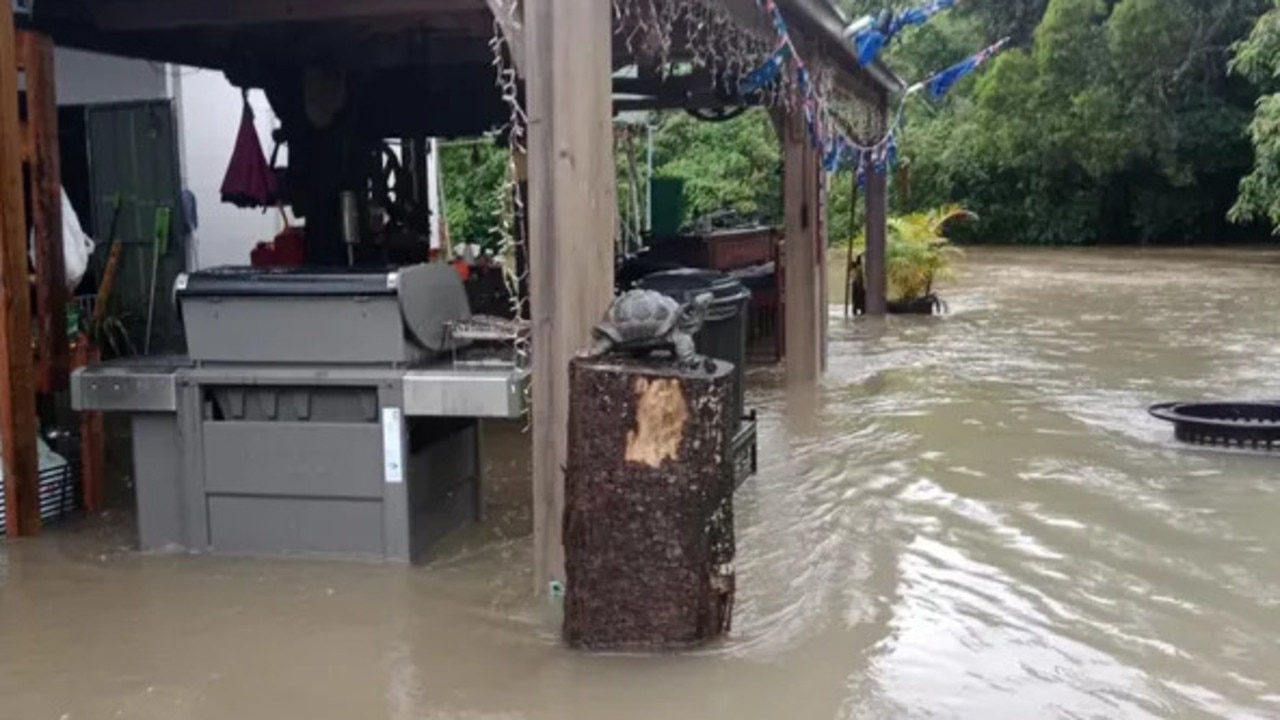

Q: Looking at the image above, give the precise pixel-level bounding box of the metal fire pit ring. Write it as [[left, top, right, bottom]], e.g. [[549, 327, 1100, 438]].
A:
[[1149, 401, 1280, 450]]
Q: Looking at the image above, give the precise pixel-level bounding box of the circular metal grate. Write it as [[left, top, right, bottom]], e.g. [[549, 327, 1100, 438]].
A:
[[1149, 402, 1280, 450]]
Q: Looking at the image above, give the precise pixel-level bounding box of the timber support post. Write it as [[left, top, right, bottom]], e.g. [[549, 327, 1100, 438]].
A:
[[0, 10, 42, 536], [18, 30, 69, 394], [863, 164, 888, 317], [776, 107, 822, 386], [816, 147, 828, 373], [844, 171, 860, 318], [862, 90, 891, 317], [525, 0, 616, 594]]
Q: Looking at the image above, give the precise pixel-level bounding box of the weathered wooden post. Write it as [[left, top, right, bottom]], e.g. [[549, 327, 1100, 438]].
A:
[[863, 164, 888, 317], [863, 94, 891, 317], [0, 7, 42, 536], [563, 357, 736, 651], [776, 107, 822, 385], [18, 30, 68, 394], [525, 0, 617, 594]]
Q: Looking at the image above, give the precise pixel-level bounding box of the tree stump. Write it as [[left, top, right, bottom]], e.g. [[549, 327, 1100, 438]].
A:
[[563, 357, 737, 651]]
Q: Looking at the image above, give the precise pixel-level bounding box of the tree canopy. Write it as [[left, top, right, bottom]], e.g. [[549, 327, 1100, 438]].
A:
[[882, 0, 1271, 244], [1230, 0, 1280, 231]]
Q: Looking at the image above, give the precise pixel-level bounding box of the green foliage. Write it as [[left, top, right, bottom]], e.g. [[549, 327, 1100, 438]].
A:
[[1231, 1, 1280, 230], [851, 204, 969, 302], [438, 111, 784, 249], [894, 0, 1269, 244], [650, 110, 782, 225], [439, 140, 508, 252]]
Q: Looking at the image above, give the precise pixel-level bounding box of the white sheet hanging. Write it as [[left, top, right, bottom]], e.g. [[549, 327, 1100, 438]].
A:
[[28, 186, 97, 291]]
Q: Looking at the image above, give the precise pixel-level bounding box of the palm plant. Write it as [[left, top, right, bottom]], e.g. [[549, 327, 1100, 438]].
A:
[[850, 204, 972, 304]]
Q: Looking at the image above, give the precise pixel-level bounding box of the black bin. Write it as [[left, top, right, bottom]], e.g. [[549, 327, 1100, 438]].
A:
[[637, 268, 752, 426]]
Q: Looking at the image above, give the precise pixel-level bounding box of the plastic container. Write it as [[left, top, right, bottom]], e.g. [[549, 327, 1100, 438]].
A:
[[637, 268, 752, 425], [649, 177, 686, 237]]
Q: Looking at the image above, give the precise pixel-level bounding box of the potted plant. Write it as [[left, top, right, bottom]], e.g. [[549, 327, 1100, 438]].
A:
[[848, 204, 972, 315]]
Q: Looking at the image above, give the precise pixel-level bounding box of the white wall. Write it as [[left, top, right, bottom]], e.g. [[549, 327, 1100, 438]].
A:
[[174, 69, 286, 269], [54, 48, 167, 106]]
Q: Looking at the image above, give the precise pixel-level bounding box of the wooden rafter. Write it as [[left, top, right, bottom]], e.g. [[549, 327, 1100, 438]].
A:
[[87, 0, 484, 31]]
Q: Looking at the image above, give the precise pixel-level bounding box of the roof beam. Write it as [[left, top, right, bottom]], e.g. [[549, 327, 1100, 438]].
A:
[[87, 0, 483, 32]]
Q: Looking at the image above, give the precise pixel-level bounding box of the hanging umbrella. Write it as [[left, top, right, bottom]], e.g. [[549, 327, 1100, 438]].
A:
[[219, 91, 278, 208]]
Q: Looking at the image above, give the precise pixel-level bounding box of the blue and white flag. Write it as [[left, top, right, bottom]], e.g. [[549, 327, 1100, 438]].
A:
[[924, 38, 1009, 99], [853, 0, 960, 66]]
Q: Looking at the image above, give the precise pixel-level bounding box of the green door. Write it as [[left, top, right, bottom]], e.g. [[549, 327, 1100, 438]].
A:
[[84, 100, 186, 354]]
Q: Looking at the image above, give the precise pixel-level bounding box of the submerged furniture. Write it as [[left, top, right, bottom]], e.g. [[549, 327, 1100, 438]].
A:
[[1149, 401, 1280, 450], [72, 263, 528, 562]]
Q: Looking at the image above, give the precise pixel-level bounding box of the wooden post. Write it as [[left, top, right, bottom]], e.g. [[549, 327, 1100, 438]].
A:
[[843, 171, 859, 318], [0, 11, 42, 536], [864, 165, 888, 316], [525, 0, 616, 594], [19, 31, 69, 394], [776, 108, 821, 386], [73, 341, 106, 513], [816, 151, 828, 374]]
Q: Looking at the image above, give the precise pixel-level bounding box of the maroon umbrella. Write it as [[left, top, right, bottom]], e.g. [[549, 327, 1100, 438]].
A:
[[219, 92, 278, 208]]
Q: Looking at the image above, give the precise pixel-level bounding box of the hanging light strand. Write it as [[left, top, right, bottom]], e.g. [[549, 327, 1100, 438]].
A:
[[488, 11, 533, 427]]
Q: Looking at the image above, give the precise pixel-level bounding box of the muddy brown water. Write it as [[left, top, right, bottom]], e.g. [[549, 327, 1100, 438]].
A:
[[5, 248, 1280, 719]]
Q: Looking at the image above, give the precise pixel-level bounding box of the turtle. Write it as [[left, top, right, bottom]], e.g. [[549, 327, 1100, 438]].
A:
[[581, 289, 715, 372]]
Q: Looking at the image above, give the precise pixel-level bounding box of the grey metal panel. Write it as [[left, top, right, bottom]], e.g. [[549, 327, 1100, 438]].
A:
[[71, 367, 178, 412], [184, 365, 405, 386], [202, 422, 384, 499], [404, 420, 480, 561], [206, 495, 385, 559], [205, 386, 379, 423], [396, 262, 474, 353], [413, 422, 478, 503], [131, 414, 186, 552], [378, 383, 410, 563], [409, 480, 478, 564], [180, 296, 418, 365], [402, 368, 529, 418], [177, 380, 210, 551]]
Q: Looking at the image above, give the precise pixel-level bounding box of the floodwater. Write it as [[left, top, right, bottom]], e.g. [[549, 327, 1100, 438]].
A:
[[5, 248, 1280, 719]]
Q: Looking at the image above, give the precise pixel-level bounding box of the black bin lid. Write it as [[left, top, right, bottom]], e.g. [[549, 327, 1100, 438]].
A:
[[637, 268, 752, 308]]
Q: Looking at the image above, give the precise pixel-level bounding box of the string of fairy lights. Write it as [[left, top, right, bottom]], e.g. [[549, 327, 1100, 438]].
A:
[[487, 2, 533, 426]]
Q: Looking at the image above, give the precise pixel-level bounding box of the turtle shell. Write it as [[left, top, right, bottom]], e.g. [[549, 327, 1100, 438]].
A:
[[607, 289, 681, 343]]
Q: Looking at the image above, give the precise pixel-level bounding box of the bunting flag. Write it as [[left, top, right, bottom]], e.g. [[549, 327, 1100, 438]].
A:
[[740, 40, 791, 95], [852, 0, 961, 67], [741, 0, 827, 151], [916, 37, 1010, 100], [739, 0, 1006, 182], [823, 135, 847, 173]]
